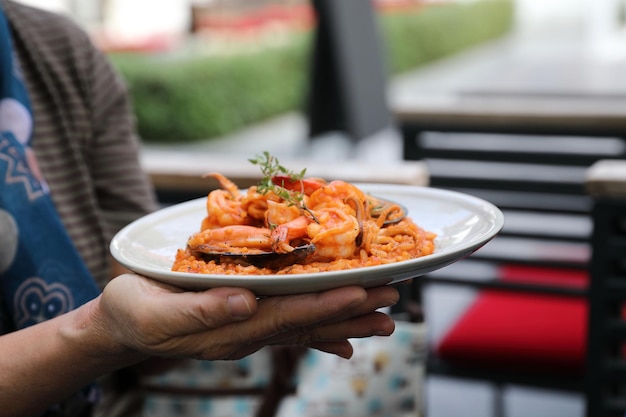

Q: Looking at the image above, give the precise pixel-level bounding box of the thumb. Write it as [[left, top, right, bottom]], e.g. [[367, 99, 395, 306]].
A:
[[161, 287, 258, 334]]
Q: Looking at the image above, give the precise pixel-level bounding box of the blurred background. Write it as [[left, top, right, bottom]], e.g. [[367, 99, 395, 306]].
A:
[[10, 0, 626, 150], [8, 0, 603, 147], [9, 0, 626, 152]]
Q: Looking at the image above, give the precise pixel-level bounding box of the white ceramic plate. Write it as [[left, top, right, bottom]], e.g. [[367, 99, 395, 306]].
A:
[[110, 184, 503, 295]]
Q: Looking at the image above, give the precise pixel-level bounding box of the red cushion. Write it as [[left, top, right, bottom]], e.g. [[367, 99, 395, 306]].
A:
[[435, 266, 589, 374]]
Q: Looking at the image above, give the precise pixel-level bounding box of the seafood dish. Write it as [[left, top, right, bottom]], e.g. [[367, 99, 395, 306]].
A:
[[171, 153, 436, 275]]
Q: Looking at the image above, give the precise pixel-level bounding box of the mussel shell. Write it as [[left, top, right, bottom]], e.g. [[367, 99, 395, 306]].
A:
[[191, 244, 316, 270], [369, 198, 408, 225]]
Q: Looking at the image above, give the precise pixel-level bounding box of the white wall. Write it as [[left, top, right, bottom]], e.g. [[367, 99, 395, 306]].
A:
[[12, 0, 192, 42], [103, 0, 190, 42], [513, 0, 586, 37], [513, 0, 625, 40], [12, 0, 68, 13]]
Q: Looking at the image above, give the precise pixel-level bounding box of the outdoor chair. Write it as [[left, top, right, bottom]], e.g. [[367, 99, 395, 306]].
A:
[[401, 128, 626, 417]]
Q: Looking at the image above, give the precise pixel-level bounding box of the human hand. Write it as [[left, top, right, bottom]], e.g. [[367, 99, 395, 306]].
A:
[[90, 274, 399, 362]]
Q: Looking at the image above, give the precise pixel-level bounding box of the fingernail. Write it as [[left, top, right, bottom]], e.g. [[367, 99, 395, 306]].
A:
[[227, 294, 253, 319]]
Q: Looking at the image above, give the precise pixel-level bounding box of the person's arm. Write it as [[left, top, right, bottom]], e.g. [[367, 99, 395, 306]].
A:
[[0, 274, 397, 417], [0, 297, 142, 417]]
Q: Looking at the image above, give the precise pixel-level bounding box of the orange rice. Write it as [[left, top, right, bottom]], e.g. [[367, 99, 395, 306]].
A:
[[172, 217, 436, 275]]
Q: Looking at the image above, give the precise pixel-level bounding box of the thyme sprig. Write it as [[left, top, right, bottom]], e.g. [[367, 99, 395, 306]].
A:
[[249, 151, 307, 207]]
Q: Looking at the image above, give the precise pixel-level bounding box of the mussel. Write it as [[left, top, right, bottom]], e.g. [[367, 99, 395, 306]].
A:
[[190, 243, 316, 270], [369, 198, 408, 225]]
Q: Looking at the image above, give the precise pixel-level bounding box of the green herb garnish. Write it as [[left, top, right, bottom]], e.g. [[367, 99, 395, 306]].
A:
[[249, 151, 307, 205], [249, 151, 321, 225]]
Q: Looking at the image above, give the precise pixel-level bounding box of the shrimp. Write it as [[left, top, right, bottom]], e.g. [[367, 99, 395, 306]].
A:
[[205, 172, 241, 198], [307, 207, 361, 260], [270, 215, 312, 253], [201, 172, 249, 230], [262, 180, 367, 258], [240, 186, 280, 223], [308, 180, 366, 214], [265, 200, 302, 227], [297, 180, 368, 260], [188, 225, 272, 254], [271, 175, 326, 196]]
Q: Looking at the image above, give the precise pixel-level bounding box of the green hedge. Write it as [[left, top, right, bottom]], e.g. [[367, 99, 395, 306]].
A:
[[110, 0, 514, 143], [111, 39, 310, 143], [381, 0, 515, 73]]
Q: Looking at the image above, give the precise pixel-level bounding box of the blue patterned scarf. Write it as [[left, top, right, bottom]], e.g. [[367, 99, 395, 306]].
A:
[[0, 6, 99, 330], [0, 6, 100, 416]]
